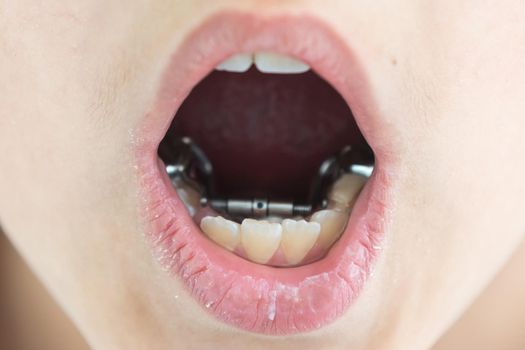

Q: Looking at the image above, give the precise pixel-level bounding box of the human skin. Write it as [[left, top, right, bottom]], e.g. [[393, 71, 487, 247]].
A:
[[1, 0, 525, 349]]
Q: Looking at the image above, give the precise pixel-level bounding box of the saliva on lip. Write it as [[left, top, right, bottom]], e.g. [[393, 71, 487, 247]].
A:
[[164, 138, 373, 268]]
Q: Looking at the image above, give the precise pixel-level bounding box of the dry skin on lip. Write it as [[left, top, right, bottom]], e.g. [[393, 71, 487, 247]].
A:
[[139, 13, 391, 335]]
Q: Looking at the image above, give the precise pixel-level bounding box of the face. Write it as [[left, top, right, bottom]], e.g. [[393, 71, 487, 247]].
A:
[[1, 1, 524, 349]]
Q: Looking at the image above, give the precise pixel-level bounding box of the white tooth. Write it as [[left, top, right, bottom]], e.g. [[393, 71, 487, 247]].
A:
[[200, 216, 241, 251], [264, 216, 284, 223], [328, 174, 367, 209], [350, 164, 374, 178], [176, 187, 199, 216], [215, 53, 253, 73], [311, 210, 347, 249], [241, 219, 282, 264], [171, 178, 201, 217], [280, 219, 320, 265], [254, 52, 310, 74]]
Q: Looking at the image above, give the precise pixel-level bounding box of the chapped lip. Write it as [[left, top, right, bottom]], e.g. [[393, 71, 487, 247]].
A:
[[135, 11, 396, 335]]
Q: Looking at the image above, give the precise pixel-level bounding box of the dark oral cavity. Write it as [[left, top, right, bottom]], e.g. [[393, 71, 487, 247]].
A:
[[159, 67, 371, 200], [158, 65, 374, 268]]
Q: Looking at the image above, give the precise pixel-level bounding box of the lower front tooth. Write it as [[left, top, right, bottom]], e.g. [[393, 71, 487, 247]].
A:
[[241, 219, 282, 264], [264, 216, 284, 223], [310, 210, 348, 249], [281, 219, 320, 265], [200, 216, 241, 251]]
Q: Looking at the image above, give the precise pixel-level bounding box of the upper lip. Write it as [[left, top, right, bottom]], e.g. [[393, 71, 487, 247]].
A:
[[134, 11, 396, 335]]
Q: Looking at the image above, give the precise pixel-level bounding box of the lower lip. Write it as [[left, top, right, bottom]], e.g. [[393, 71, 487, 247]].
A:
[[135, 12, 395, 334]]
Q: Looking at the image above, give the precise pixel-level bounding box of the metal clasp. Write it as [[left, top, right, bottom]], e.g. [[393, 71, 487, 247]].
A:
[[161, 136, 214, 199]]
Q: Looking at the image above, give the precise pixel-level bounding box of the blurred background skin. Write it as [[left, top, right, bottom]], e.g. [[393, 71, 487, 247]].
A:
[[0, 230, 89, 350], [1, 227, 525, 349]]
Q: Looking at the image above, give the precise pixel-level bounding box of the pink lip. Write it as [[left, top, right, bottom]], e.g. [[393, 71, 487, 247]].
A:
[[135, 12, 395, 334]]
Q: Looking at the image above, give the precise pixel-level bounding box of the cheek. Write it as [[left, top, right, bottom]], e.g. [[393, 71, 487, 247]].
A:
[[374, 53, 525, 348], [352, 3, 525, 340], [0, 5, 175, 338]]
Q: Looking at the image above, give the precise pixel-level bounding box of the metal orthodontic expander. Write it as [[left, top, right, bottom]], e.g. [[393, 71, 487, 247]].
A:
[[163, 137, 374, 219]]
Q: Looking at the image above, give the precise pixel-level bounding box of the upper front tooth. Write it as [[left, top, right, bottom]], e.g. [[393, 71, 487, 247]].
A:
[[328, 174, 367, 209], [254, 52, 310, 74], [280, 219, 320, 265], [216, 53, 253, 73], [241, 219, 282, 264], [200, 216, 241, 251]]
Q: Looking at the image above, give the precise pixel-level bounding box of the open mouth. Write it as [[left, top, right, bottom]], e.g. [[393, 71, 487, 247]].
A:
[[159, 57, 374, 266], [136, 13, 394, 335]]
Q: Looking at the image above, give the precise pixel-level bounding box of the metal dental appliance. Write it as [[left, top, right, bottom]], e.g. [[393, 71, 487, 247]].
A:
[[162, 137, 374, 221]]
